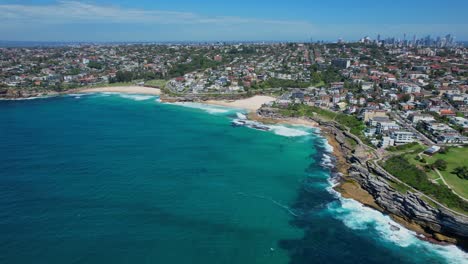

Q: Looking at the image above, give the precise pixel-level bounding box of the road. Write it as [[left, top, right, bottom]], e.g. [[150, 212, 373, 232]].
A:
[[321, 117, 467, 217], [389, 111, 436, 146]]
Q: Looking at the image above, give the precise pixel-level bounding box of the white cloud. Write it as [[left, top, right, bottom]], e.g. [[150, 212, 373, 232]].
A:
[[4, 1, 463, 41], [0, 0, 315, 28]]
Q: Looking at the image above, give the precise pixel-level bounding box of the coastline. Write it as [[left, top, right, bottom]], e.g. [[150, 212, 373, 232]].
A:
[[0, 86, 161, 100], [231, 100, 468, 250], [319, 121, 468, 249], [71, 86, 161, 95], [202, 95, 276, 112], [248, 112, 319, 127], [3, 89, 467, 250], [322, 128, 436, 237]]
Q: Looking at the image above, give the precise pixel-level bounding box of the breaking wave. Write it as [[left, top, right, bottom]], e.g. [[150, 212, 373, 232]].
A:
[[321, 137, 334, 153], [170, 102, 234, 114], [268, 125, 311, 137], [321, 154, 334, 168], [325, 175, 468, 264], [117, 94, 156, 101], [0, 95, 53, 101]]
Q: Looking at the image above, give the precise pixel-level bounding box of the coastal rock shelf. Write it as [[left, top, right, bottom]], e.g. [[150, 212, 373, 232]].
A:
[[350, 164, 468, 244], [259, 102, 468, 249], [0, 88, 58, 99], [326, 120, 468, 249]]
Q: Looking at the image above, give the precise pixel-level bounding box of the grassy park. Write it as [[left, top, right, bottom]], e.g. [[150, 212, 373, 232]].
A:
[[403, 146, 468, 200], [145, 79, 167, 88]]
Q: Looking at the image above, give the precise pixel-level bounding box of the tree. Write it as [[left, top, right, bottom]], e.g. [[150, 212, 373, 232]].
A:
[[433, 159, 448, 171], [311, 72, 322, 84], [399, 94, 411, 103], [115, 71, 134, 83], [452, 166, 468, 180], [439, 147, 450, 154], [87, 61, 103, 70]]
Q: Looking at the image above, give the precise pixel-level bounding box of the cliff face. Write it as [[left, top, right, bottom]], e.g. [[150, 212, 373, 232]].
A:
[[326, 122, 468, 248], [349, 164, 468, 244], [0, 88, 58, 99]]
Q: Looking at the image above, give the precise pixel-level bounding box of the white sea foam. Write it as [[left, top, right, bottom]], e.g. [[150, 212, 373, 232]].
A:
[[236, 112, 248, 120], [118, 94, 156, 101], [67, 93, 86, 97], [0, 95, 53, 101], [321, 154, 333, 168], [322, 138, 334, 153], [171, 102, 232, 114], [326, 177, 468, 263], [268, 125, 310, 137]]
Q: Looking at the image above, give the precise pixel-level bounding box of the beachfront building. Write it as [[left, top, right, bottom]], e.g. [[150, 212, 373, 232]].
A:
[[391, 131, 416, 144], [380, 136, 395, 148], [364, 110, 387, 122]]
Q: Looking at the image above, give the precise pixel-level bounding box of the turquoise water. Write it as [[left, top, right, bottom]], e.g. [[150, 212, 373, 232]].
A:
[[0, 93, 466, 264]]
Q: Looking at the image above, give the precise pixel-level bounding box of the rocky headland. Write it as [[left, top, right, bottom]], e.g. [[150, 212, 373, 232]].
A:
[[257, 106, 468, 250]]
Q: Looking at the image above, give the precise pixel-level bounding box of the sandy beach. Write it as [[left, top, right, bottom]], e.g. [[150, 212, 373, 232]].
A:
[[75, 86, 161, 95], [205, 95, 276, 112]]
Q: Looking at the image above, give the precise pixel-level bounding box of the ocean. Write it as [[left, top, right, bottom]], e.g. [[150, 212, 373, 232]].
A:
[[0, 93, 466, 264]]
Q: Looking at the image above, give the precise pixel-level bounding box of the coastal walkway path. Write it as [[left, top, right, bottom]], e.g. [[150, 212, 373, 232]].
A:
[[313, 117, 467, 218]]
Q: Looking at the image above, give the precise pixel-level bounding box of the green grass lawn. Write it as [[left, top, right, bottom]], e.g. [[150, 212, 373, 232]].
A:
[[145, 79, 167, 88], [425, 147, 468, 199], [387, 142, 425, 154], [405, 153, 437, 178], [314, 81, 326, 87], [384, 155, 468, 213], [404, 147, 468, 199]]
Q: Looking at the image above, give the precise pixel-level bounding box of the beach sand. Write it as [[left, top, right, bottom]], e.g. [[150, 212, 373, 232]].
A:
[[75, 86, 161, 95], [205, 95, 276, 112]]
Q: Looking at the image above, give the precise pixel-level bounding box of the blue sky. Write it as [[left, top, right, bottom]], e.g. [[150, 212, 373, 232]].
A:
[[1, 0, 468, 42]]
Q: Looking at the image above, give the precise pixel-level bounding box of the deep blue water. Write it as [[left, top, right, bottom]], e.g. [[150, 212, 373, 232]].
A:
[[0, 93, 466, 264]]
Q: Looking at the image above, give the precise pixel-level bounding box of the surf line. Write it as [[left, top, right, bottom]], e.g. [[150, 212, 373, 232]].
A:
[[237, 192, 299, 217]]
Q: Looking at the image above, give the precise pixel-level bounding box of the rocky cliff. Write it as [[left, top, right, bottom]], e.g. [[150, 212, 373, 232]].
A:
[[327, 122, 468, 249], [349, 164, 468, 245], [259, 103, 468, 248], [0, 88, 58, 99]]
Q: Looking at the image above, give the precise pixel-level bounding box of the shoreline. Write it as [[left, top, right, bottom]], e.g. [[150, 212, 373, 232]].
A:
[[249, 112, 319, 128], [235, 101, 467, 250], [0, 86, 161, 100], [70, 86, 161, 95], [3, 90, 466, 250], [202, 95, 276, 112], [318, 121, 468, 249], [322, 128, 437, 238]]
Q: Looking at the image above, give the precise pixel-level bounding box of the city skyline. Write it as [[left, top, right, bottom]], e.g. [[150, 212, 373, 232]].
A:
[[1, 0, 468, 42]]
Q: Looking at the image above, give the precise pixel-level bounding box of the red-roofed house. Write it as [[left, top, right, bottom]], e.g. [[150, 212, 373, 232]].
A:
[[440, 109, 456, 117]]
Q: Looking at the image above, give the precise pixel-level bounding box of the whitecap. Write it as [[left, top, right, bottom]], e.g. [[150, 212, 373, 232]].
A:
[[268, 125, 311, 137], [326, 177, 468, 263], [321, 154, 334, 168], [321, 138, 334, 153], [236, 112, 248, 120], [0, 95, 53, 101], [170, 102, 233, 114], [118, 94, 156, 101]]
